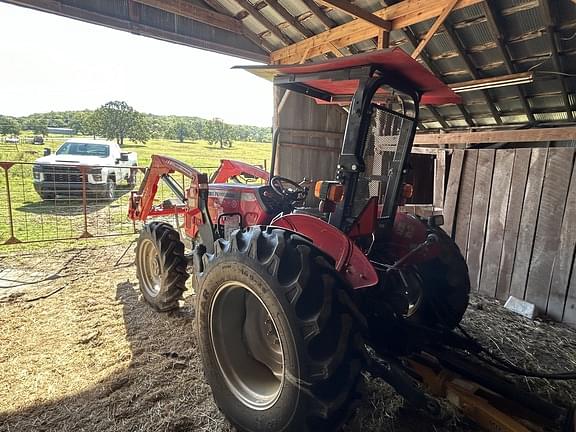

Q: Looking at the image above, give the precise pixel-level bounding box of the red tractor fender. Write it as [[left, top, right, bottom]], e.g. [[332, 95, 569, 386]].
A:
[[272, 214, 378, 289]]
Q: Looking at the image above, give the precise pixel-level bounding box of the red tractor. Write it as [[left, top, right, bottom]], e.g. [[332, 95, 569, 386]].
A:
[[128, 48, 471, 431]]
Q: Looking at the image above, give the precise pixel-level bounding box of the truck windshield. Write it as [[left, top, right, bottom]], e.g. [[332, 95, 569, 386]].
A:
[[56, 142, 110, 158]]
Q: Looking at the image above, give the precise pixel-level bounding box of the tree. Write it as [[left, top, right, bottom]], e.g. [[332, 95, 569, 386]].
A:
[[167, 120, 190, 143], [206, 118, 233, 149], [0, 116, 20, 136], [29, 118, 48, 136], [94, 101, 150, 146], [83, 112, 102, 139]]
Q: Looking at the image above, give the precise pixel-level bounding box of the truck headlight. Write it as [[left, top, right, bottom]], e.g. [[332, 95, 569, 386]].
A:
[[91, 168, 103, 182], [33, 165, 42, 180]]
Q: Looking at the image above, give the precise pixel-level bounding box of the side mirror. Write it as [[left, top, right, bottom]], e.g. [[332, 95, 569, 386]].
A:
[[43, 148, 51, 156], [120, 153, 129, 162]]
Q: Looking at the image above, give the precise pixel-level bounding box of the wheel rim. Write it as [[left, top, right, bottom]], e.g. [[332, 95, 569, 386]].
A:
[[108, 181, 115, 199], [210, 281, 284, 411], [395, 268, 424, 318], [137, 238, 162, 297]]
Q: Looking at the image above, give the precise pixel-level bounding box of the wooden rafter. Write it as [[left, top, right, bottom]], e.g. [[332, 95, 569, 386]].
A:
[[133, 0, 243, 33], [270, 0, 484, 64], [411, 0, 458, 59], [299, 0, 335, 30], [442, 21, 503, 125], [315, 0, 391, 31], [264, 0, 314, 38], [235, 0, 294, 45], [198, 0, 275, 51], [427, 106, 450, 129], [414, 127, 576, 146], [402, 27, 473, 127], [541, 0, 573, 121], [2, 0, 269, 61], [481, 0, 535, 123], [377, 28, 389, 49]]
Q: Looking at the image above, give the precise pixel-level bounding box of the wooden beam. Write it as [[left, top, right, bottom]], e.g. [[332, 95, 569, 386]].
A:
[[411, 0, 458, 59], [133, 0, 243, 33], [316, 0, 391, 30], [200, 0, 275, 51], [377, 28, 390, 49], [414, 127, 576, 146], [299, 0, 335, 30], [442, 20, 503, 125], [328, 42, 344, 57], [541, 0, 573, 121], [403, 27, 471, 128], [427, 106, 450, 129], [264, 0, 314, 38], [482, 0, 535, 123], [270, 0, 484, 64], [3, 0, 269, 61], [234, 0, 293, 45]]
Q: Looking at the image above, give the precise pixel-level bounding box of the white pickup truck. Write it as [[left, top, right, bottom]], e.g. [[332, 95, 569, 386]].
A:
[[32, 138, 138, 200]]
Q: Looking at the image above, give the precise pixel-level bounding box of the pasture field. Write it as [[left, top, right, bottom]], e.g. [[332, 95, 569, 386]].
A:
[[0, 136, 271, 249]]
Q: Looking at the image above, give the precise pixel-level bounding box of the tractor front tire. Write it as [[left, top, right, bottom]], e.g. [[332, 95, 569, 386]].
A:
[[135, 222, 188, 311], [196, 226, 362, 432]]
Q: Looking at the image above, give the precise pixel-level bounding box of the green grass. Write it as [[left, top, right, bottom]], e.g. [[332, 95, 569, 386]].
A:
[[122, 139, 271, 169], [0, 136, 271, 251]]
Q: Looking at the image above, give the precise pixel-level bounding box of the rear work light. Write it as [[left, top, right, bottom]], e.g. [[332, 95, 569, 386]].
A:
[[314, 181, 344, 203]]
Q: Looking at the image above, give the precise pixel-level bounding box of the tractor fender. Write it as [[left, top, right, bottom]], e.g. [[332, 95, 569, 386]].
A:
[[389, 212, 442, 265], [272, 214, 378, 289]]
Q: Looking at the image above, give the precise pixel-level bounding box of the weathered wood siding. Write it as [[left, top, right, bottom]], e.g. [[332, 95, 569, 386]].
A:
[[275, 89, 347, 188], [445, 148, 576, 327]]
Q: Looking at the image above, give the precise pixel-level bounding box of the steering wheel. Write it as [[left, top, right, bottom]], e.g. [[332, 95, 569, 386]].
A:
[[270, 176, 307, 203]]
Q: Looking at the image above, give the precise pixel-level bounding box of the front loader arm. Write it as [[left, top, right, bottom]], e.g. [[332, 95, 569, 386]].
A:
[[210, 159, 270, 183], [128, 155, 209, 224]]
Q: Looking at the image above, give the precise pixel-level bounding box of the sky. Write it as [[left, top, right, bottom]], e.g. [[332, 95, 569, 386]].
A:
[[0, 3, 273, 126]]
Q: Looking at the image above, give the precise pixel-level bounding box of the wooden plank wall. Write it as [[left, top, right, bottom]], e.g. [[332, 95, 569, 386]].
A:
[[445, 148, 576, 327], [275, 89, 347, 187]]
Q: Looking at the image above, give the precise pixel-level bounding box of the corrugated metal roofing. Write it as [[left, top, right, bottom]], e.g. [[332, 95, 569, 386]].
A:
[[245, 0, 576, 129], [16, 0, 576, 130]]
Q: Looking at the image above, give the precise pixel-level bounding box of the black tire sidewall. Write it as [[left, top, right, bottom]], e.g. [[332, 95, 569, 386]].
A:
[[135, 222, 187, 311], [413, 228, 470, 329], [196, 255, 308, 432]]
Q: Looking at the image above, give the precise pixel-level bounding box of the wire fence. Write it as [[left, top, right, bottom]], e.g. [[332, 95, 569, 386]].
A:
[[0, 161, 219, 245]]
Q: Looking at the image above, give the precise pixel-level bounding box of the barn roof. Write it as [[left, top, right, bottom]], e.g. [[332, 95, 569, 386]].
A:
[[4, 0, 575, 131]]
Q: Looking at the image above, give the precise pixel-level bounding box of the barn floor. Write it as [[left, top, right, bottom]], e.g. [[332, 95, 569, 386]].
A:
[[0, 243, 575, 432]]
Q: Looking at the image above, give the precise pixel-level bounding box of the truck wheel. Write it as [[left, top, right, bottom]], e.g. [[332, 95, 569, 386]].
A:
[[196, 226, 362, 432], [103, 177, 116, 201], [127, 167, 137, 188], [135, 222, 189, 311], [40, 192, 55, 201]]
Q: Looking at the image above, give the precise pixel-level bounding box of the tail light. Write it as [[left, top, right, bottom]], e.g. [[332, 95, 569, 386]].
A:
[[314, 181, 344, 203]]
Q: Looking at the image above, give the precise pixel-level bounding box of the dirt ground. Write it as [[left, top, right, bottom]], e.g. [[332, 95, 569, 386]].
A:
[[0, 243, 575, 432]]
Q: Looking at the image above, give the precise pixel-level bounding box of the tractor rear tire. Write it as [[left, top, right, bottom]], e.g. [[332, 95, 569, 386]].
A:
[[410, 227, 470, 329], [195, 226, 363, 432], [383, 227, 470, 330], [135, 222, 188, 311]]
